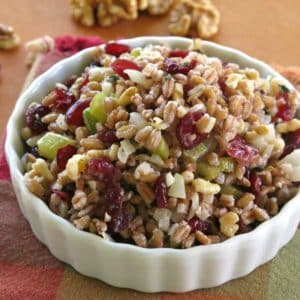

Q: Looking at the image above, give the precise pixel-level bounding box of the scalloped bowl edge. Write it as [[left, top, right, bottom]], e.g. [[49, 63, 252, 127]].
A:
[[5, 36, 300, 292]]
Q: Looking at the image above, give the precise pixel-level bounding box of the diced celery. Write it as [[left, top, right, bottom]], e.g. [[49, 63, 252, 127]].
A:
[[220, 185, 243, 199], [152, 137, 169, 160], [168, 173, 186, 199], [183, 143, 208, 161], [130, 48, 141, 57], [37, 132, 76, 160], [83, 108, 97, 134], [197, 162, 221, 181], [90, 92, 107, 123], [219, 157, 236, 173]]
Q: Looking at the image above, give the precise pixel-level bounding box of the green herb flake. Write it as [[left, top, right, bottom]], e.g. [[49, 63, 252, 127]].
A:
[[108, 75, 119, 83], [280, 85, 289, 93]]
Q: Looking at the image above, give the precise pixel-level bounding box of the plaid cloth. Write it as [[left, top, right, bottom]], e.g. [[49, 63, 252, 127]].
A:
[[0, 36, 299, 300]]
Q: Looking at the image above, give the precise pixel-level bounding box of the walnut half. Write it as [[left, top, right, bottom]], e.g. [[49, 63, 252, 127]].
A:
[[0, 23, 20, 50], [169, 0, 220, 39]]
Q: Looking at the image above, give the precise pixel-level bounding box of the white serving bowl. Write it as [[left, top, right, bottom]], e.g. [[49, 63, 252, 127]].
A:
[[5, 36, 300, 293]]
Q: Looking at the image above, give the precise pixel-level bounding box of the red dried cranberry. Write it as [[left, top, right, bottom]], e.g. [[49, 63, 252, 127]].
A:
[[275, 89, 292, 121], [51, 87, 75, 112], [53, 190, 70, 202], [105, 43, 131, 57], [282, 129, 300, 157], [98, 129, 119, 146], [249, 172, 262, 196], [109, 205, 131, 233], [183, 83, 194, 99], [111, 59, 141, 79], [237, 220, 252, 234], [163, 58, 197, 75], [169, 49, 189, 58], [176, 111, 208, 149], [65, 98, 91, 126], [56, 144, 77, 171], [155, 175, 168, 208], [87, 157, 115, 180], [87, 157, 127, 232], [65, 75, 77, 87], [188, 217, 209, 233], [25, 104, 51, 133], [227, 136, 259, 166]]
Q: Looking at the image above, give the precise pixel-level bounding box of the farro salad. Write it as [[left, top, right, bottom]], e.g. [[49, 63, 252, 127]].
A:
[[21, 40, 300, 248]]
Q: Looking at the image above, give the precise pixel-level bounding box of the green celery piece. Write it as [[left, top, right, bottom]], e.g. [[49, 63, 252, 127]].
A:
[[130, 48, 141, 57], [197, 162, 221, 181], [37, 132, 76, 160], [90, 92, 107, 123], [152, 137, 169, 160], [183, 143, 208, 161], [83, 108, 97, 134], [221, 185, 243, 199], [219, 157, 236, 173]]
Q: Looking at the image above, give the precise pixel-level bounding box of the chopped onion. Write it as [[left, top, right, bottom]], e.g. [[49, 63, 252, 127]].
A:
[[123, 69, 152, 88], [168, 173, 186, 199]]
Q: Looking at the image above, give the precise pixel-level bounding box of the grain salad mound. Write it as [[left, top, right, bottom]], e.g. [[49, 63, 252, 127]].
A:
[[21, 40, 300, 248]]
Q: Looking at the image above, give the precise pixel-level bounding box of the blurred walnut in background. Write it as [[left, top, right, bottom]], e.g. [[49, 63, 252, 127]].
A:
[[169, 0, 220, 38], [0, 23, 20, 50], [70, 0, 173, 27], [70, 0, 220, 39]]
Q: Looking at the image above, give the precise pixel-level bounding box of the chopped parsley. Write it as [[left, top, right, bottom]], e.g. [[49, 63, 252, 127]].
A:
[[280, 85, 289, 93], [108, 74, 119, 83]]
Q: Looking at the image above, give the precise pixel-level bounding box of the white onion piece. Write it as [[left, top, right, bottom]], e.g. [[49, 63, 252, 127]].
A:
[[129, 112, 147, 130], [124, 69, 152, 88], [279, 150, 300, 182]]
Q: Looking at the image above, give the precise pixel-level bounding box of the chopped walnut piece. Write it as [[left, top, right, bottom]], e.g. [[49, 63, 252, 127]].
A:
[[0, 23, 20, 50], [168, 0, 220, 38]]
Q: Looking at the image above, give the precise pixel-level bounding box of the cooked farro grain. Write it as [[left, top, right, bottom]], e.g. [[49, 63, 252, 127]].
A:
[[21, 41, 300, 248]]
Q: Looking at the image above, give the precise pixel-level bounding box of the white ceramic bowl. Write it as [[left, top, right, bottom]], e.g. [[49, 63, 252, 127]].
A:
[[5, 36, 300, 293]]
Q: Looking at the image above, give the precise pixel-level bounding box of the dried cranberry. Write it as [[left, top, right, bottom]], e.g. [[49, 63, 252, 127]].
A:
[[218, 77, 228, 97], [237, 220, 252, 234], [249, 172, 262, 196], [65, 75, 77, 87], [155, 175, 168, 208], [56, 144, 77, 170], [98, 129, 119, 146], [87, 157, 127, 233], [169, 50, 189, 58], [282, 129, 300, 157], [87, 157, 116, 180], [105, 184, 124, 207], [275, 103, 292, 121], [109, 205, 131, 233], [183, 83, 194, 99], [176, 111, 208, 149], [111, 59, 141, 79], [65, 98, 91, 126], [227, 136, 259, 166], [105, 43, 131, 57], [163, 58, 197, 75], [25, 104, 51, 133], [275, 90, 292, 121], [51, 87, 75, 112], [188, 217, 209, 233], [53, 190, 70, 202]]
